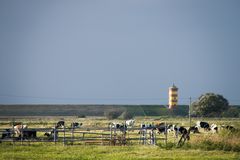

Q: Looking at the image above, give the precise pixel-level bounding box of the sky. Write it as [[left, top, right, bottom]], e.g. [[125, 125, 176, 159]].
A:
[[0, 0, 240, 105]]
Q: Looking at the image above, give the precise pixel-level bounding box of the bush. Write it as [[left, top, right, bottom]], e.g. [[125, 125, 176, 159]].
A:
[[104, 110, 122, 120], [121, 111, 134, 120], [222, 107, 240, 117], [78, 114, 86, 118]]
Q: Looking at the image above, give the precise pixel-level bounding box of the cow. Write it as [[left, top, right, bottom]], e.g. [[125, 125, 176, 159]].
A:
[[56, 121, 65, 128], [109, 122, 127, 133], [155, 123, 168, 134], [44, 129, 58, 140], [210, 124, 218, 133], [174, 126, 188, 135], [44, 132, 52, 137], [138, 123, 156, 133], [140, 123, 155, 129], [196, 121, 210, 131], [125, 119, 135, 128], [167, 124, 177, 133], [189, 126, 200, 133], [221, 125, 235, 132], [226, 125, 235, 131], [20, 130, 37, 139], [14, 124, 28, 136], [174, 126, 190, 140], [138, 123, 157, 140], [71, 122, 82, 129], [1, 129, 12, 139]]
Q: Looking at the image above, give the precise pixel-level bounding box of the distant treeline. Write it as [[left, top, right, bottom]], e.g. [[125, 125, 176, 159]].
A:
[[0, 104, 239, 117]]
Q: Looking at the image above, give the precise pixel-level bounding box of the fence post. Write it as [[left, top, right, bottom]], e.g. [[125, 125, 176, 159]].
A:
[[110, 124, 112, 145], [101, 133, 103, 145], [146, 128, 148, 145], [114, 124, 117, 145], [123, 122, 127, 145], [153, 129, 156, 145], [82, 132, 85, 141], [71, 126, 74, 145], [165, 122, 167, 147], [54, 125, 57, 145], [149, 129, 155, 145], [21, 123, 23, 145], [139, 128, 145, 145], [12, 118, 15, 146], [63, 125, 66, 146]]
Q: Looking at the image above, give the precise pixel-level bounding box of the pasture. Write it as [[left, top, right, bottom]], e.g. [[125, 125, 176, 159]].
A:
[[0, 116, 240, 160]]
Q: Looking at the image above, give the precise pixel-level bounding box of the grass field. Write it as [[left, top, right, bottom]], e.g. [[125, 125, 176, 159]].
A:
[[1, 144, 240, 160], [0, 116, 240, 160]]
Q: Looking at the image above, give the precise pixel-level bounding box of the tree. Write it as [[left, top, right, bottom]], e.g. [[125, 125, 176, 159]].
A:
[[192, 93, 229, 117]]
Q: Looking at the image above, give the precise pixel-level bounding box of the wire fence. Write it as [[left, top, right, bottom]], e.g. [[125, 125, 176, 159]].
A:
[[0, 122, 178, 146]]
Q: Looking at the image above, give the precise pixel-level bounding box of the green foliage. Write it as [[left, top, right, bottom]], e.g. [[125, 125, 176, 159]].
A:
[[222, 107, 240, 118], [104, 110, 123, 120], [192, 93, 229, 117], [120, 111, 134, 120], [77, 114, 86, 118]]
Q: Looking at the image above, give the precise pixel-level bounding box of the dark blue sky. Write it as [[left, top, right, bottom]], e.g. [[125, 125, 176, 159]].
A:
[[0, 0, 240, 104]]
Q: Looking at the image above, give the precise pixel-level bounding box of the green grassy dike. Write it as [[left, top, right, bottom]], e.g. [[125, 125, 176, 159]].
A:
[[0, 144, 239, 160]]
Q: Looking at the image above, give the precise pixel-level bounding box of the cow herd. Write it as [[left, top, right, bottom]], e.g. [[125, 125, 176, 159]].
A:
[[0, 121, 83, 141], [195, 121, 236, 133], [0, 119, 237, 142], [111, 121, 191, 140], [110, 120, 237, 141]]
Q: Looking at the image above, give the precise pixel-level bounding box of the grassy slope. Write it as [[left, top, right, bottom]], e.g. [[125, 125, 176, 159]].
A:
[[0, 105, 239, 117], [0, 144, 239, 160], [0, 104, 188, 116]]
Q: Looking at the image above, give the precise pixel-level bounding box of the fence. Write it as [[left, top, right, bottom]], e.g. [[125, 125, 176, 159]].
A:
[[0, 122, 177, 146]]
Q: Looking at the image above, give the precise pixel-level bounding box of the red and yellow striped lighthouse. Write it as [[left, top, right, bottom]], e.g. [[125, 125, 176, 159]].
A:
[[168, 84, 178, 109]]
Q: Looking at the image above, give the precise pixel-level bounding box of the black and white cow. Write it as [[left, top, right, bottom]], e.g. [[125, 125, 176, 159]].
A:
[[167, 124, 179, 133], [44, 129, 58, 140], [109, 122, 127, 133], [14, 124, 28, 136], [196, 121, 210, 131], [1, 129, 11, 139], [44, 132, 52, 137], [155, 123, 168, 134], [173, 126, 190, 140], [210, 124, 218, 133], [140, 123, 155, 129], [189, 126, 200, 133], [174, 126, 188, 135], [221, 125, 235, 132], [226, 125, 235, 131], [56, 121, 65, 128], [17, 130, 37, 140], [125, 119, 135, 128], [138, 123, 156, 135], [71, 122, 82, 129]]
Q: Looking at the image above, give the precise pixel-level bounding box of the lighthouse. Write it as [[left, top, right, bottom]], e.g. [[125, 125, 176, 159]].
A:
[[168, 84, 178, 109]]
